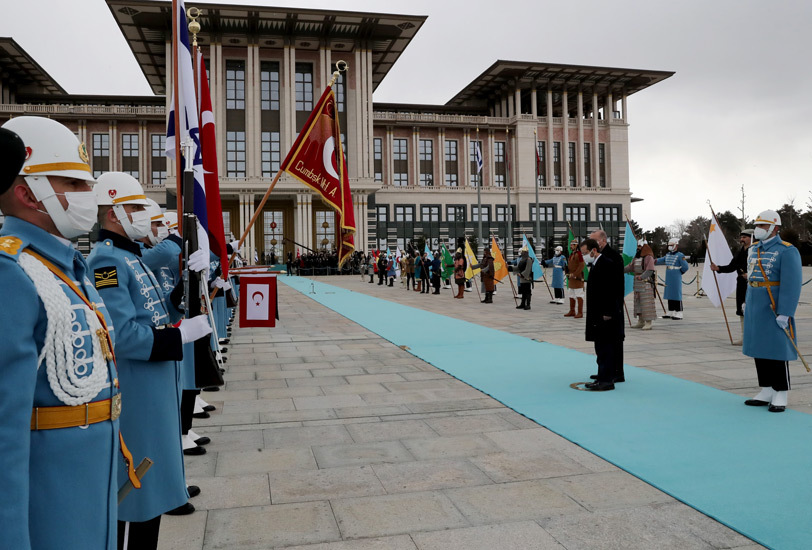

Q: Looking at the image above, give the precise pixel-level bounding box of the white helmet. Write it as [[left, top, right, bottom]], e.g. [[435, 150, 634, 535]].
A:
[[1, 116, 94, 183], [753, 209, 781, 241], [668, 238, 679, 245], [95, 172, 150, 240], [554, 246, 563, 254], [1, 116, 97, 239], [163, 211, 178, 231], [144, 198, 168, 245]]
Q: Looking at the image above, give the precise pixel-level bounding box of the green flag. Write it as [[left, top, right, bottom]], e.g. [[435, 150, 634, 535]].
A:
[[440, 244, 455, 279], [566, 229, 575, 257]]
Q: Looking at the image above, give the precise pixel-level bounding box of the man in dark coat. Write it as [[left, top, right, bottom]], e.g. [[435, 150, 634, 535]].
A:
[[589, 230, 626, 383], [580, 238, 625, 391], [710, 228, 752, 345], [377, 253, 387, 285]]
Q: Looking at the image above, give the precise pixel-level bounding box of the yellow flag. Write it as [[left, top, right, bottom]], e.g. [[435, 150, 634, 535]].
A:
[[491, 236, 508, 282], [464, 238, 481, 280]]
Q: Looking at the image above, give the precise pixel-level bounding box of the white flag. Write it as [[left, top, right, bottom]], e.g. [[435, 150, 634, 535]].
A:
[[701, 214, 737, 307]]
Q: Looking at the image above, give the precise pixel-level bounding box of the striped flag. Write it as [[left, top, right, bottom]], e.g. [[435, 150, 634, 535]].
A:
[[166, 0, 208, 251], [474, 141, 484, 174]]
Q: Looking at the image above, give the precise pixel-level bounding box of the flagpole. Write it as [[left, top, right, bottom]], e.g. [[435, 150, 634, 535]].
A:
[[505, 127, 512, 260], [706, 202, 734, 345], [493, 234, 519, 307], [534, 129, 540, 254], [172, 0, 183, 231], [475, 127, 482, 246]]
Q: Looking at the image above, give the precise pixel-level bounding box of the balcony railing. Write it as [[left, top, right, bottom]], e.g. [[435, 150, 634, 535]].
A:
[[0, 104, 166, 117]]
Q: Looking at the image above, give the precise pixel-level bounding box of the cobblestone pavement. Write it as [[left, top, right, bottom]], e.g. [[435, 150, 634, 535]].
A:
[[159, 265, 811, 549]]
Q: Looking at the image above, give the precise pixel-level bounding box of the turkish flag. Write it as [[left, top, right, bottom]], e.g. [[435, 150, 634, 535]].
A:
[[280, 87, 355, 266], [239, 274, 277, 328]]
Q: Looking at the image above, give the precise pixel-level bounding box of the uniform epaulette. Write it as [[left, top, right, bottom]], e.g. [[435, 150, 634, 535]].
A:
[[0, 235, 26, 261], [781, 241, 793, 247]]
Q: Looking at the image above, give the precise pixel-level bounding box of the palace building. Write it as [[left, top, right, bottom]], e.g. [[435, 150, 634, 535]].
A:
[[0, 0, 673, 261]]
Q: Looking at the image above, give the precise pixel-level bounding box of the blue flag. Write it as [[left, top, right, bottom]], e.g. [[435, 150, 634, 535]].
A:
[[622, 222, 637, 296], [522, 235, 544, 281]]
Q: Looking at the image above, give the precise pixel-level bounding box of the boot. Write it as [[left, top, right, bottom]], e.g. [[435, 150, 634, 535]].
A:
[[732, 316, 743, 346], [633, 317, 645, 328], [574, 297, 583, 318], [516, 296, 526, 309], [456, 286, 464, 299], [388, 278, 393, 287], [415, 281, 422, 292], [641, 320, 653, 330], [524, 295, 531, 310], [564, 298, 576, 317], [482, 292, 492, 303]]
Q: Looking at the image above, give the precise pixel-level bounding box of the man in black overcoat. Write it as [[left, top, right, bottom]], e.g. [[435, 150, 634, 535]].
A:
[[580, 238, 625, 391]]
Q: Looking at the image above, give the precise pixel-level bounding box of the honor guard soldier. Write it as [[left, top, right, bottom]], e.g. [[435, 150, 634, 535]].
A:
[[742, 210, 802, 413], [0, 117, 123, 549], [564, 239, 585, 318], [655, 238, 690, 319], [88, 172, 211, 549], [543, 245, 567, 304]]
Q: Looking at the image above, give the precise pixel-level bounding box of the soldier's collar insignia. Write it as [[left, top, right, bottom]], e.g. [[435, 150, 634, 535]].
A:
[[0, 236, 23, 256]]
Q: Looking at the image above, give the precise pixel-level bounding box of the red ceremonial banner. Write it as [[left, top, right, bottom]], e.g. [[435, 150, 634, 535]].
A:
[[239, 274, 277, 328], [280, 86, 355, 266]]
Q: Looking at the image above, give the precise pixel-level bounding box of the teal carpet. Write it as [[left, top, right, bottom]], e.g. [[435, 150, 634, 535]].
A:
[[281, 277, 811, 549]]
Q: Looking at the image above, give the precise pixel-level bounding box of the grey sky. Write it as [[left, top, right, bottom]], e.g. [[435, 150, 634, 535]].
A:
[[3, 0, 810, 231]]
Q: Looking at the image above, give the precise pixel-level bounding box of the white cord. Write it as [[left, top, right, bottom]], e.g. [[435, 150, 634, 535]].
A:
[[19, 253, 108, 406]]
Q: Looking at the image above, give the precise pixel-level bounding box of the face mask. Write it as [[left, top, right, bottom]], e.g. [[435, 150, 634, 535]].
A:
[[54, 191, 98, 239], [114, 205, 151, 240], [157, 225, 169, 241], [668, 245, 677, 252], [583, 253, 595, 265], [555, 251, 561, 256], [753, 227, 770, 241]]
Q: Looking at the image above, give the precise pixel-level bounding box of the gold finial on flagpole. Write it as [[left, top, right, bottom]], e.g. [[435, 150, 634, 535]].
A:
[[187, 6, 201, 47], [329, 60, 348, 87]]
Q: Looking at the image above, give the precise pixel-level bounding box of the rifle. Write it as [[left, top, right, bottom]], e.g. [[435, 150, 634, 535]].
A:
[[181, 141, 224, 389]]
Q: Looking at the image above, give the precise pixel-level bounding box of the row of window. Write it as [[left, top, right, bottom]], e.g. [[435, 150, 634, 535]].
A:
[[376, 204, 622, 223], [90, 133, 166, 185], [373, 138, 606, 188]]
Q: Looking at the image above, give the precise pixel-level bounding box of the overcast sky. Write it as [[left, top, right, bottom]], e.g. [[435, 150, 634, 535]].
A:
[[2, 0, 810, 231]]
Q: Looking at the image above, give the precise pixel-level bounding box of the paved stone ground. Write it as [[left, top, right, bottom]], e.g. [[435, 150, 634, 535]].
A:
[[158, 265, 811, 550]]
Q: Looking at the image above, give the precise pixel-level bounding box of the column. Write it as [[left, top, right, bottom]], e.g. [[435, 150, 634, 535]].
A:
[[412, 127, 419, 186], [386, 127, 394, 186], [462, 129, 471, 188], [488, 130, 495, 187], [592, 90, 600, 189], [621, 89, 628, 122], [109, 121, 118, 171], [546, 89, 553, 189], [562, 90, 569, 188], [606, 89, 614, 120], [530, 88, 537, 117], [514, 88, 521, 116], [438, 128, 446, 188], [282, 42, 296, 157], [577, 89, 585, 187], [139, 121, 148, 184], [246, 43, 261, 178]]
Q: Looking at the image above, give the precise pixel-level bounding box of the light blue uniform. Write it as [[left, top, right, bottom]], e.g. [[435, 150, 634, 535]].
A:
[[743, 236, 802, 361], [655, 251, 689, 301], [543, 255, 567, 289], [0, 217, 119, 549], [142, 235, 197, 390], [87, 229, 188, 522]]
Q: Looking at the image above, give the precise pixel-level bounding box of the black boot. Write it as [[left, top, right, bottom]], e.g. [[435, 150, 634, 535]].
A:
[[524, 295, 531, 310], [516, 297, 526, 309]]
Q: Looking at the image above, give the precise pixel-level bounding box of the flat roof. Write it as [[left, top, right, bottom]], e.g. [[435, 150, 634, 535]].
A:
[[0, 37, 67, 95], [106, 0, 426, 95], [447, 60, 674, 107]]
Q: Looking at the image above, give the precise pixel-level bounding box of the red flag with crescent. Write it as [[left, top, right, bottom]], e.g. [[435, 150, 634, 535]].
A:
[[279, 86, 355, 266]]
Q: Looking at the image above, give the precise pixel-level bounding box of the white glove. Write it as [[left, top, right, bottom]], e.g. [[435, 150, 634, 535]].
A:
[[178, 316, 212, 344], [776, 315, 789, 330], [211, 277, 232, 291], [229, 240, 242, 253], [188, 249, 209, 273]]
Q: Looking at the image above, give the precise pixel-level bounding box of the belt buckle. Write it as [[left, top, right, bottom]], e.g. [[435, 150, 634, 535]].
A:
[[111, 394, 122, 421]]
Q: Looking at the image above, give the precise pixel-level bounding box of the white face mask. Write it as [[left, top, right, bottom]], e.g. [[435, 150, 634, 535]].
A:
[[583, 252, 595, 265], [555, 251, 561, 256], [157, 225, 169, 241], [668, 245, 677, 252], [753, 227, 770, 241], [55, 191, 98, 239], [114, 205, 151, 240]]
